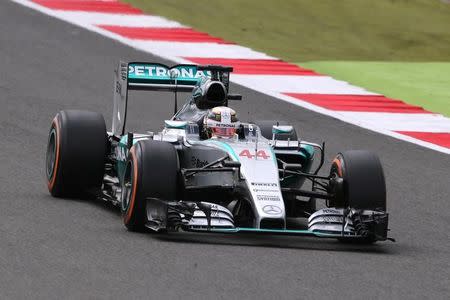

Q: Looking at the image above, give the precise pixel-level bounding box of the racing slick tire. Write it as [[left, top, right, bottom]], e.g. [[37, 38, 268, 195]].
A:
[[330, 150, 386, 210], [329, 150, 386, 243], [254, 120, 298, 141], [46, 110, 107, 197], [121, 140, 179, 232]]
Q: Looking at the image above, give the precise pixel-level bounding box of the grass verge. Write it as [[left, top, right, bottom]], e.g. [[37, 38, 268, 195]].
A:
[[123, 0, 450, 115], [123, 0, 450, 62], [301, 62, 450, 117]]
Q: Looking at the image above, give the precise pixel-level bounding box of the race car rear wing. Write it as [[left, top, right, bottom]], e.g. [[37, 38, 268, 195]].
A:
[[112, 61, 236, 136]]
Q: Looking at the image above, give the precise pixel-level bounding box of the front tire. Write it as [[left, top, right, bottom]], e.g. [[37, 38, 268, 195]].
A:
[[46, 110, 107, 197], [329, 150, 387, 243], [121, 140, 179, 231], [329, 150, 386, 211]]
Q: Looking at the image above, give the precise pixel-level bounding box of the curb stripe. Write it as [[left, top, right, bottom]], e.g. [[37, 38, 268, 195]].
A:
[[184, 58, 321, 75], [284, 93, 431, 113], [32, 0, 143, 14], [337, 112, 450, 132], [232, 75, 376, 95], [130, 41, 274, 59], [396, 132, 450, 148], [57, 12, 186, 27], [98, 26, 233, 44]]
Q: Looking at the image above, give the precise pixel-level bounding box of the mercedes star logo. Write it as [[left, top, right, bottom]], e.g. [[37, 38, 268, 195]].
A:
[[263, 205, 282, 215]]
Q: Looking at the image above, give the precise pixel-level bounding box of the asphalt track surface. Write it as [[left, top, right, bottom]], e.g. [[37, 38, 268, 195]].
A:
[[1, 1, 449, 299]]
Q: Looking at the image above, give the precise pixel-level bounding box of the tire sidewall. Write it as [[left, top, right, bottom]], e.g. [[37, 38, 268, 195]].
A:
[[122, 145, 145, 228], [45, 110, 107, 197], [46, 116, 62, 196], [330, 151, 386, 211], [122, 140, 179, 231]]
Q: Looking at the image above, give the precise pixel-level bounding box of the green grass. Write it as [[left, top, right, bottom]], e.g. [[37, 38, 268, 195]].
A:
[[124, 0, 450, 62], [301, 62, 450, 117], [123, 0, 450, 114]]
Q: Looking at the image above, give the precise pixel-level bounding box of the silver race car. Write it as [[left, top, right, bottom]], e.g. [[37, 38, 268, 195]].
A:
[[45, 62, 392, 243]]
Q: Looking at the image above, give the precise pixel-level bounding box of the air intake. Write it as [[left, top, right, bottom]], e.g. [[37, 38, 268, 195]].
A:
[[194, 80, 226, 109], [206, 81, 226, 104]]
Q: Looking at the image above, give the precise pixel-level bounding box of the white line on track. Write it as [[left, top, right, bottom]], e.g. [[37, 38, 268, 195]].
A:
[[231, 74, 378, 95], [338, 112, 450, 132], [130, 40, 275, 59], [55, 11, 187, 28]]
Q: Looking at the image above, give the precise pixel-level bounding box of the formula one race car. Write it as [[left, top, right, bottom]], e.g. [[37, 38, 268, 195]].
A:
[[45, 62, 392, 243]]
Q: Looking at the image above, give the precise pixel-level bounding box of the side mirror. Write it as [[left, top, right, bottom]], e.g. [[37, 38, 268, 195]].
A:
[[272, 125, 294, 135]]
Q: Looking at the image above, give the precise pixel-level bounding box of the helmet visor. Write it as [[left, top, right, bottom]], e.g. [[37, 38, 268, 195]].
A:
[[212, 127, 236, 137]]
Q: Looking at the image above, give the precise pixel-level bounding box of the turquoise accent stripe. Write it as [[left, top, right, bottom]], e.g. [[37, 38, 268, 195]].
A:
[[301, 144, 315, 159], [268, 145, 278, 164], [272, 128, 292, 134], [197, 227, 339, 238], [165, 121, 187, 129], [128, 63, 210, 86], [201, 140, 239, 161]]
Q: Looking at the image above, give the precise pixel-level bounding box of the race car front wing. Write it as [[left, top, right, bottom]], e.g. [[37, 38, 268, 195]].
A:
[[144, 197, 393, 242]]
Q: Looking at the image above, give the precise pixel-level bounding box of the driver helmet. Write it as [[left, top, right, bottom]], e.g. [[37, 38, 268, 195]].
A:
[[204, 106, 240, 139]]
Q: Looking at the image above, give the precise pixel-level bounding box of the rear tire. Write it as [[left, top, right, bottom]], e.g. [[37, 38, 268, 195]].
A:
[[46, 110, 107, 197], [121, 140, 179, 231], [254, 120, 298, 141]]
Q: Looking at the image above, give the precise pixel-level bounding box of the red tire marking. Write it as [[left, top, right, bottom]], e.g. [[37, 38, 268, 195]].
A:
[[124, 147, 138, 225], [332, 158, 343, 177], [47, 117, 60, 191]]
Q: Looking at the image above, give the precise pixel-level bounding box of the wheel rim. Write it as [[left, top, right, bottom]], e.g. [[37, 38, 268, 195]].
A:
[[46, 128, 57, 179], [121, 160, 133, 212], [329, 157, 346, 207]]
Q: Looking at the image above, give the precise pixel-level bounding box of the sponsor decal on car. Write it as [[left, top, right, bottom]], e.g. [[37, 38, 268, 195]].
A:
[[252, 188, 279, 193], [128, 64, 210, 80], [262, 205, 282, 215], [239, 149, 270, 159], [257, 195, 280, 202], [251, 182, 278, 187], [320, 216, 343, 223], [215, 123, 237, 128], [321, 208, 342, 214]]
